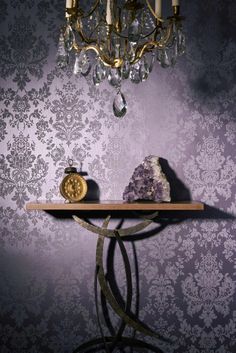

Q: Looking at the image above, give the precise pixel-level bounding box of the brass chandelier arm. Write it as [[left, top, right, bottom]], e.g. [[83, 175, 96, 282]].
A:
[[73, 20, 173, 69], [133, 21, 174, 62], [73, 42, 123, 68]]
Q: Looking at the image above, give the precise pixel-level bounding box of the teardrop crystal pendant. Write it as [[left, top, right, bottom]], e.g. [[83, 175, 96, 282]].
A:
[[73, 52, 80, 74], [148, 52, 156, 73], [130, 62, 141, 84], [156, 48, 162, 63], [77, 50, 91, 76], [96, 59, 107, 81], [121, 60, 130, 79], [113, 90, 127, 118], [56, 31, 69, 69], [176, 29, 186, 56], [127, 42, 136, 62], [160, 49, 171, 68], [93, 60, 107, 85], [93, 61, 105, 86], [128, 18, 141, 42], [64, 24, 75, 52], [108, 68, 121, 87], [139, 56, 149, 82]]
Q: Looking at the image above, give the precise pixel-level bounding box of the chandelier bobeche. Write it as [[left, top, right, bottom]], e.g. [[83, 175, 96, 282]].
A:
[[57, 0, 185, 117]]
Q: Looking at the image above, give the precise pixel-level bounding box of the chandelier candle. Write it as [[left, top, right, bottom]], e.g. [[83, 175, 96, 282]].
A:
[[66, 0, 73, 8], [155, 0, 162, 18], [106, 0, 113, 25], [58, 0, 185, 118]]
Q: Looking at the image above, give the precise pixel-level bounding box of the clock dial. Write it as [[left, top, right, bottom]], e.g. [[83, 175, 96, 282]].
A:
[[60, 173, 87, 202]]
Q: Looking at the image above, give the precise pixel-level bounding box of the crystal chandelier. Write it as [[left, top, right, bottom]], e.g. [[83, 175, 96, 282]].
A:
[[57, 0, 185, 118]]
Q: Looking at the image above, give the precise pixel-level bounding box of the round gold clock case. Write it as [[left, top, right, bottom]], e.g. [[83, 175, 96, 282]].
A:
[[60, 173, 87, 202]]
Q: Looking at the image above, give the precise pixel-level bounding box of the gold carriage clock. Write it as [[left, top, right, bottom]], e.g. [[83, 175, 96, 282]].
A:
[[60, 159, 87, 203]]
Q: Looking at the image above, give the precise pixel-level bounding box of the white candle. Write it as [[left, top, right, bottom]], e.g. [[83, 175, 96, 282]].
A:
[[66, 0, 73, 8], [172, 0, 180, 6], [106, 0, 112, 25], [155, 0, 162, 18]]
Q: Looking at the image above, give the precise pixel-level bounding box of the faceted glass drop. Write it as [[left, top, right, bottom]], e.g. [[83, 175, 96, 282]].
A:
[[128, 18, 141, 42], [93, 66, 100, 86], [64, 24, 75, 52], [156, 48, 162, 63], [97, 59, 107, 80], [139, 56, 149, 82], [160, 50, 171, 68], [170, 44, 178, 66], [108, 68, 121, 87], [93, 58, 107, 86], [130, 62, 141, 84], [73, 53, 80, 74], [79, 50, 91, 76], [148, 52, 156, 73], [121, 60, 130, 79], [56, 32, 69, 69], [177, 29, 186, 56], [127, 42, 136, 62], [113, 91, 127, 118]]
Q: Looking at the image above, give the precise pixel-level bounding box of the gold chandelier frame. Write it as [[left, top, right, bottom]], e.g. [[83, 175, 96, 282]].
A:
[[65, 0, 184, 69]]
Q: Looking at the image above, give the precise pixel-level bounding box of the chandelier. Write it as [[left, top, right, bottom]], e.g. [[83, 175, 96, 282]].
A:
[[57, 0, 185, 118]]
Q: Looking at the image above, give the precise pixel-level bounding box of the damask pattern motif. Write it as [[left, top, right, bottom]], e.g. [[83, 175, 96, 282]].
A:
[[184, 135, 236, 205], [0, 16, 48, 90], [0, 133, 48, 208], [0, 0, 235, 352], [182, 252, 235, 327]]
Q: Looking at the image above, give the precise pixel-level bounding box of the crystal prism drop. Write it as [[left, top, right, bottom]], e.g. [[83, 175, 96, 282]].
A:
[[148, 52, 156, 73], [156, 48, 162, 63], [177, 29, 186, 55], [113, 91, 127, 118], [73, 53, 80, 74], [170, 44, 178, 66], [79, 50, 91, 76], [160, 50, 171, 68], [121, 60, 130, 79], [130, 62, 141, 84], [108, 68, 121, 87], [139, 56, 149, 82], [127, 42, 136, 62], [93, 61, 105, 86], [128, 18, 141, 42], [56, 31, 69, 69], [96, 59, 107, 80], [64, 24, 75, 52]]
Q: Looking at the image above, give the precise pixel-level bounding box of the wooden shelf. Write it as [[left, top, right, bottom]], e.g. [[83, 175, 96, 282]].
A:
[[26, 200, 204, 211]]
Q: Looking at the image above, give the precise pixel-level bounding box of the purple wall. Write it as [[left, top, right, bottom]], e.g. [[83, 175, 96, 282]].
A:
[[0, 0, 235, 352]]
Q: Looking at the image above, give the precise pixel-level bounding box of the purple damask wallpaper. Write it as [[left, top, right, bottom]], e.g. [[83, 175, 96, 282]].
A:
[[0, 0, 236, 352]]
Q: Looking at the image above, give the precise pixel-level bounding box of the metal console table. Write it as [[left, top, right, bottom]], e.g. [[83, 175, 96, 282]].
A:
[[26, 200, 204, 353]]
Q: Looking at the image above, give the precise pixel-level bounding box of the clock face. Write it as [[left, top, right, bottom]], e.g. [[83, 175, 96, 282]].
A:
[[60, 173, 87, 202]]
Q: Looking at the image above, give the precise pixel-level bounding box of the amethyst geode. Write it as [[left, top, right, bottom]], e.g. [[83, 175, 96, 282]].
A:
[[123, 156, 171, 202]]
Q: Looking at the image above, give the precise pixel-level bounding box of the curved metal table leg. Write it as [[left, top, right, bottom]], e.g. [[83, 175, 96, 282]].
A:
[[72, 212, 168, 353]]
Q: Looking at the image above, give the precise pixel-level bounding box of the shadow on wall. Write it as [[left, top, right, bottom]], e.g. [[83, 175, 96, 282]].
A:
[[84, 179, 100, 201], [183, 1, 235, 107], [159, 158, 191, 202]]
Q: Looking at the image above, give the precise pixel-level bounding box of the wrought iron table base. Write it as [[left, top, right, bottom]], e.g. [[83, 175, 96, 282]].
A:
[[72, 213, 166, 353]]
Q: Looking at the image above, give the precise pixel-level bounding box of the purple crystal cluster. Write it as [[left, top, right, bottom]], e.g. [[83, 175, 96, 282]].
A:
[[123, 156, 171, 202]]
